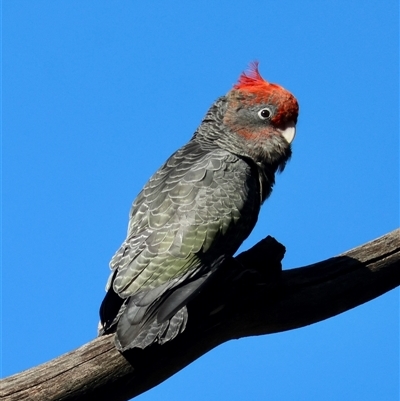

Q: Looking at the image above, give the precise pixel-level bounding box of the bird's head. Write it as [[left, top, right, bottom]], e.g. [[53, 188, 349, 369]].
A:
[[221, 62, 299, 171]]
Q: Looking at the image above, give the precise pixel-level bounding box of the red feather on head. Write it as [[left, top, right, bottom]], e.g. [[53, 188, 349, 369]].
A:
[[232, 62, 299, 127], [233, 61, 279, 92]]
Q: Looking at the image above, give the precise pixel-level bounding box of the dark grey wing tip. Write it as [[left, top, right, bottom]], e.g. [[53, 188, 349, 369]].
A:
[[99, 283, 125, 334], [157, 255, 226, 324]]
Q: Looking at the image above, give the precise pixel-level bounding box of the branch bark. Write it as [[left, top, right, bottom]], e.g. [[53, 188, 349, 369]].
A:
[[1, 229, 399, 401]]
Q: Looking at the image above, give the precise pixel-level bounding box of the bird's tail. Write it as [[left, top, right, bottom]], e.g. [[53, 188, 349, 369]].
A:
[[115, 304, 188, 350], [99, 255, 226, 351]]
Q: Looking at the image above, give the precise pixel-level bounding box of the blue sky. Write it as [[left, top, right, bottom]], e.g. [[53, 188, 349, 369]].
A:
[[2, 1, 398, 400]]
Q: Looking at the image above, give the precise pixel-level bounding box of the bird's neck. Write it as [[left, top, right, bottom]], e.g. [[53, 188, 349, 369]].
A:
[[194, 96, 290, 175], [193, 118, 277, 204]]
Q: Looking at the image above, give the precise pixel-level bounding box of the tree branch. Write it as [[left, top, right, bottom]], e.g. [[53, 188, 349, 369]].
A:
[[2, 229, 399, 401]]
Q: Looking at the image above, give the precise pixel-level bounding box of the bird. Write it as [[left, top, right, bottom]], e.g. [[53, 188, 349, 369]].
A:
[[99, 62, 299, 351]]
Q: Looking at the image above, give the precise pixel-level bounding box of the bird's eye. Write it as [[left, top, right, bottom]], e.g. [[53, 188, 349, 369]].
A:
[[258, 107, 272, 120]]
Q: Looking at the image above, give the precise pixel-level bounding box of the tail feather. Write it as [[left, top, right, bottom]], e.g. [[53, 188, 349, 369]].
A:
[[99, 257, 226, 350], [159, 307, 188, 345], [115, 305, 188, 350]]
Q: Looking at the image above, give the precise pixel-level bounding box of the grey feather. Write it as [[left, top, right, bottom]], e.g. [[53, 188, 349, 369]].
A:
[[99, 86, 296, 349]]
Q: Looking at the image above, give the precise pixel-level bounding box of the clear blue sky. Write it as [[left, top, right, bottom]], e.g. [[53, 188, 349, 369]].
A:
[[2, 1, 399, 400]]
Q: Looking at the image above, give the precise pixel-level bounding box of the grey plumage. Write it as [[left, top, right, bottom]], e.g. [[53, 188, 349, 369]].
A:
[[99, 64, 299, 350]]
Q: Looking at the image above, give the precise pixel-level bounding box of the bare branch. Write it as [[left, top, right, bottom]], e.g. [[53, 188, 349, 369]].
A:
[[1, 229, 399, 401]]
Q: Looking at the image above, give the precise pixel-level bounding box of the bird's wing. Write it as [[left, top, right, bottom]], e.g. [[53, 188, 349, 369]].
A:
[[100, 140, 260, 347], [111, 141, 259, 296]]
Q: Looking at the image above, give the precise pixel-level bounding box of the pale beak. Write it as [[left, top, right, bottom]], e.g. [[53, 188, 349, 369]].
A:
[[278, 122, 296, 144]]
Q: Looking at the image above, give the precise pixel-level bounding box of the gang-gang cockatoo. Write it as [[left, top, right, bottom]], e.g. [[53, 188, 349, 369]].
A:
[[99, 62, 299, 350]]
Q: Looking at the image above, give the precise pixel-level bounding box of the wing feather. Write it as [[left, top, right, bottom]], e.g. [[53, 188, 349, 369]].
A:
[[100, 140, 261, 349]]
